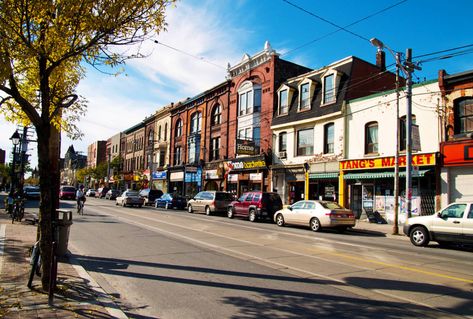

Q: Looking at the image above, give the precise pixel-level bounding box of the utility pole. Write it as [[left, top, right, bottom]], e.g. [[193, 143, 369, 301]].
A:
[[393, 52, 401, 234]]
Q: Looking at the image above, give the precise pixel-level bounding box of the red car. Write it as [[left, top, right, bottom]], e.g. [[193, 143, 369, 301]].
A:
[[59, 186, 76, 200], [227, 191, 283, 222]]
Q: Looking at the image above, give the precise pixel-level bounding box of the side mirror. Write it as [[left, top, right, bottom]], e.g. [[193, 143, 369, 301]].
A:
[[288, 206, 293, 211]]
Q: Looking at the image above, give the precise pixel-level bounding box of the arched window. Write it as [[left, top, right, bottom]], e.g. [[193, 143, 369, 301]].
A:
[[454, 98, 473, 134], [148, 129, 154, 146], [175, 119, 182, 137], [211, 104, 221, 126], [238, 81, 262, 116], [158, 126, 161, 141], [164, 123, 168, 141], [190, 112, 202, 134], [365, 122, 378, 154]]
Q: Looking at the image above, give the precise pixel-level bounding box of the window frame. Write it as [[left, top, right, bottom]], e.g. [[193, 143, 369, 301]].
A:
[[279, 89, 289, 115], [211, 104, 222, 126], [279, 132, 287, 152], [296, 128, 314, 156], [175, 119, 182, 138], [365, 121, 379, 154], [454, 98, 473, 134], [323, 74, 335, 105], [324, 123, 334, 154], [299, 82, 311, 111]]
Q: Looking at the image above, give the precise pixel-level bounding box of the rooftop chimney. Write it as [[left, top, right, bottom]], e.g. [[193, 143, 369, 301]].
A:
[[376, 49, 386, 71]]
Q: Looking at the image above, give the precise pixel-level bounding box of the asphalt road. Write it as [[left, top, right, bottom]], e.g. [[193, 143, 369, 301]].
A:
[[67, 197, 473, 319]]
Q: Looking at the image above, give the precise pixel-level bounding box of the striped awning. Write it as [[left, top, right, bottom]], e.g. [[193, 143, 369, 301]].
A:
[[309, 172, 339, 179], [343, 169, 430, 180]]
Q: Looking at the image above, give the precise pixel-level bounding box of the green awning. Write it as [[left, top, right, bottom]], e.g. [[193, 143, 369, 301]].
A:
[[309, 172, 339, 179], [344, 169, 430, 180]]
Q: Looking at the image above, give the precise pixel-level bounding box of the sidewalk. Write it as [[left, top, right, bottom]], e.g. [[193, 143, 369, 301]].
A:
[[0, 209, 128, 319]]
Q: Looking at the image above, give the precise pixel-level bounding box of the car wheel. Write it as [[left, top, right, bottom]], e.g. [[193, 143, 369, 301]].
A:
[[276, 214, 285, 227], [155, 202, 159, 208], [410, 226, 430, 246], [227, 207, 234, 219], [165, 202, 169, 210], [310, 218, 321, 232], [205, 206, 211, 216], [249, 209, 256, 222], [188, 205, 193, 213]]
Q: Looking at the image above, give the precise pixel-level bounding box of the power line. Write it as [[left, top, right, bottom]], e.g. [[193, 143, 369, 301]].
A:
[[153, 40, 227, 70], [281, 0, 408, 57], [282, 0, 372, 43]]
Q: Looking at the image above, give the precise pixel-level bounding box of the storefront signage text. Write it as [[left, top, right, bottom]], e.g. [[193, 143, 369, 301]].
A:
[[442, 141, 473, 166], [340, 153, 435, 170], [152, 171, 167, 180], [236, 139, 257, 156], [231, 159, 266, 170]]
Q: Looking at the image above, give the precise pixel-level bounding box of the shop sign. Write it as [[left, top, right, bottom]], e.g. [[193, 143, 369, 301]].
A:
[[228, 174, 238, 182], [325, 185, 335, 196], [236, 139, 257, 156], [205, 169, 220, 179], [186, 166, 197, 173], [340, 153, 436, 170], [185, 168, 202, 186], [442, 141, 473, 166], [230, 158, 267, 170], [249, 173, 262, 181], [170, 171, 184, 181], [152, 171, 167, 180]]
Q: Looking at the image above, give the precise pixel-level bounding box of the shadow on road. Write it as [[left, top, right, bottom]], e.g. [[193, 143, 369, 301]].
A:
[[71, 254, 470, 318]]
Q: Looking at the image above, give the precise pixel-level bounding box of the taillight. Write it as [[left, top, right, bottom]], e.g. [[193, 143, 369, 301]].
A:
[[212, 200, 215, 207]]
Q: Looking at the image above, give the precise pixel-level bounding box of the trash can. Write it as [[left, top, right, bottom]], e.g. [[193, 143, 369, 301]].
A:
[[55, 209, 73, 257]]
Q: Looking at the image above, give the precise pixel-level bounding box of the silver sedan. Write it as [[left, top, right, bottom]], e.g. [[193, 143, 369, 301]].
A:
[[115, 190, 145, 208], [274, 200, 356, 232]]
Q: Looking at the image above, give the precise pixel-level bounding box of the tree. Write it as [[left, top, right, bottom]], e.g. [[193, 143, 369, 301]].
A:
[[0, 0, 175, 290]]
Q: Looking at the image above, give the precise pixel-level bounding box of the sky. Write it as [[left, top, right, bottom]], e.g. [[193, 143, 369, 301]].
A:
[[1, 0, 472, 170]]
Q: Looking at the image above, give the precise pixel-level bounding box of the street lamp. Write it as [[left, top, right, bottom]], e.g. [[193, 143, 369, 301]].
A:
[[10, 130, 21, 193], [370, 38, 421, 232]]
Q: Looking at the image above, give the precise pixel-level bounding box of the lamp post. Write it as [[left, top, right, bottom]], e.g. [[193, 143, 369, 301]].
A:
[[10, 130, 21, 194], [370, 38, 421, 230]]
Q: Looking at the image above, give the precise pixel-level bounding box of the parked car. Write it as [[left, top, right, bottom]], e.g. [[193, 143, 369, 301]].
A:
[[85, 189, 96, 197], [115, 190, 144, 208], [23, 186, 40, 200], [187, 191, 234, 215], [274, 200, 356, 232], [105, 189, 121, 200], [154, 193, 187, 210], [59, 186, 76, 200], [227, 191, 283, 222], [403, 202, 473, 247], [96, 187, 110, 199], [139, 188, 164, 206]]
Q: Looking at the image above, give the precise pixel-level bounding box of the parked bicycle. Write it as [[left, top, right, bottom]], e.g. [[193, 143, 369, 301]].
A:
[[11, 197, 25, 223]]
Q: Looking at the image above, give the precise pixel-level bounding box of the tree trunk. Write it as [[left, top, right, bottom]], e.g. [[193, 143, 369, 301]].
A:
[[36, 123, 60, 291]]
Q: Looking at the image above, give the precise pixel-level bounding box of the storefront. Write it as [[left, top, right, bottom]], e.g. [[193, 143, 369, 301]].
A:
[[271, 164, 305, 205], [309, 172, 339, 202], [169, 168, 184, 195], [441, 139, 473, 203], [224, 155, 270, 197], [203, 161, 225, 191], [184, 165, 202, 198], [151, 170, 167, 193], [339, 153, 438, 221]]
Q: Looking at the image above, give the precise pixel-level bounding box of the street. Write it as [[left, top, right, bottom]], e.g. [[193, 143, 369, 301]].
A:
[[67, 197, 473, 319]]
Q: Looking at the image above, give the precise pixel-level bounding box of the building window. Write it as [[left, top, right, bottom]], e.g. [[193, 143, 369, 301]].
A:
[[365, 122, 378, 154], [175, 119, 182, 137], [279, 89, 288, 115], [174, 146, 182, 166], [148, 130, 154, 146], [211, 104, 221, 126], [253, 127, 260, 147], [279, 132, 287, 152], [454, 98, 473, 134], [190, 112, 202, 134], [400, 115, 417, 151], [238, 81, 261, 116], [323, 74, 335, 104], [164, 123, 168, 141], [159, 150, 165, 167], [300, 83, 310, 110], [158, 126, 161, 141], [297, 128, 314, 156], [210, 137, 220, 161], [324, 123, 334, 154]]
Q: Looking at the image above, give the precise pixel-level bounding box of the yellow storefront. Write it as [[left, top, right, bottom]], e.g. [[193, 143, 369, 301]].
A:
[[339, 153, 437, 221]]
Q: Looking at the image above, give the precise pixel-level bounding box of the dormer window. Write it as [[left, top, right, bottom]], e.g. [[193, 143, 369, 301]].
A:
[[300, 83, 310, 111], [279, 89, 288, 115], [323, 74, 335, 104]]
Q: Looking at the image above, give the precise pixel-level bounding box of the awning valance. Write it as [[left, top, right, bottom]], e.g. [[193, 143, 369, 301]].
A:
[[309, 172, 339, 179], [344, 169, 430, 180]]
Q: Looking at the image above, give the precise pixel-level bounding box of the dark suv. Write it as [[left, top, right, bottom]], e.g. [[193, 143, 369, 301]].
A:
[[227, 192, 283, 222], [139, 188, 164, 205]]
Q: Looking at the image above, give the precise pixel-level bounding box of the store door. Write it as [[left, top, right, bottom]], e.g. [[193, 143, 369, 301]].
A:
[[351, 185, 363, 219]]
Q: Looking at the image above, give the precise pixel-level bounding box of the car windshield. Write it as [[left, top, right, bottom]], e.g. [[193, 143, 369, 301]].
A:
[[62, 187, 75, 192]]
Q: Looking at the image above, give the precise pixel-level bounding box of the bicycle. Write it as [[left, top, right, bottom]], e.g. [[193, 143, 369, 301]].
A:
[[11, 198, 25, 224]]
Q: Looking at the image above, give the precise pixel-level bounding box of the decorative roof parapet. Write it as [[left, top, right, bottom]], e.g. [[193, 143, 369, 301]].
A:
[[227, 41, 279, 79]]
